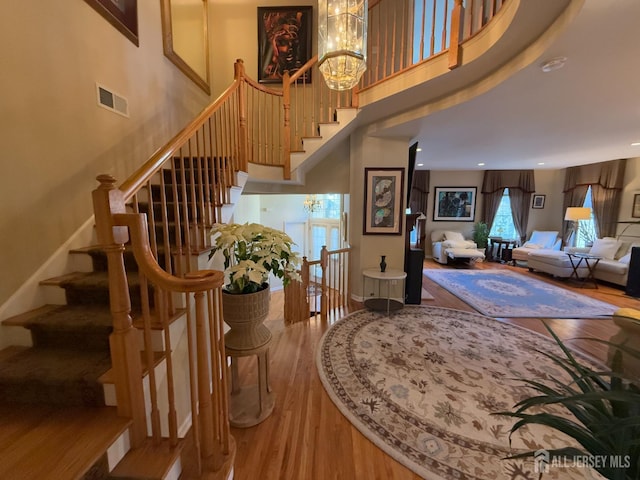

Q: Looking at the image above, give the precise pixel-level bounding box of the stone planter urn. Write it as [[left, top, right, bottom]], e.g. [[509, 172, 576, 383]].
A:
[[222, 284, 271, 351]]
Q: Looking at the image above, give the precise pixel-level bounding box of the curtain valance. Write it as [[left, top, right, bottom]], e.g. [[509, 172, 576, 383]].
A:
[[481, 170, 535, 194], [563, 159, 626, 192]]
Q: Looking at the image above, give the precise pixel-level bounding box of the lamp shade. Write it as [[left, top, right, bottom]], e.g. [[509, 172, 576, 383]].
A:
[[318, 0, 368, 91], [564, 207, 591, 221]]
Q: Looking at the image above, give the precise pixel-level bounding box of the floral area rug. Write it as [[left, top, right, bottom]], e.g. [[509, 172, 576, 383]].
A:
[[317, 306, 603, 479], [423, 269, 617, 318]]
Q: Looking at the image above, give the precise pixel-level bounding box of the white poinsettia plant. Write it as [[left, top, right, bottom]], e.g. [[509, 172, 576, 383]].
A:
[[209, 222, 301, 294]]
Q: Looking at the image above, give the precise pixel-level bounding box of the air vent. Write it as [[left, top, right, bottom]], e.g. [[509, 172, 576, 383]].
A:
[[96, 83, 129, 118]]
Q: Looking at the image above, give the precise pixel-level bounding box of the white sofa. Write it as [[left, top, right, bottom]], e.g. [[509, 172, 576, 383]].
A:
[[511, 231, 561, 263], [527, 237, 635, 287], [431, 230, 485, 264]]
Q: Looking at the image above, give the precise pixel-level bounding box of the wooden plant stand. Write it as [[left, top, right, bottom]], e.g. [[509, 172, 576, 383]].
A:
[[226, 341, 275, 428]]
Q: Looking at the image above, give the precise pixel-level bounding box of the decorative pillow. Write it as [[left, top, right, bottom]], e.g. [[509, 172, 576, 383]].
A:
[[528, 231, 558, 249], [522, 242, 543, 249], [443, 231, 465, 242], [614, 241, 631, 260], [618, 253, 631, 264], [589, 238, 620, 260]]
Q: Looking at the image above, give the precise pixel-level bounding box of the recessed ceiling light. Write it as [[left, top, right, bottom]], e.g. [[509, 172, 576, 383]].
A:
[[538, 162, 545, 166], [632, 142, 640, 146], [417, 163, 424, 167], [477, 162, 485, 166], [416, 147, 422, 152], [540, 56, 567, 73]]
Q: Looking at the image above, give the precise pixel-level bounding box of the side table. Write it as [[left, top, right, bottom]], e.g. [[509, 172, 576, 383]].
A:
[[362, 268, 407, 315], [488, 237, 517, 262], [566, 252, 601, 288]]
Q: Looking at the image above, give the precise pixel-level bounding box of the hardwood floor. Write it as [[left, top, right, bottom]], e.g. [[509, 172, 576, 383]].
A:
[[229, 258, 640, 480]]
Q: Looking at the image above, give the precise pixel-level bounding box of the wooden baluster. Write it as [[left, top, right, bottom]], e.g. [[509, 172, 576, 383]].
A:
[[320, 246, 328, 321], [191, 286, 215, 459], [159, 289, 178, 446], [213, 287, 231, 454], [170, 159, 185, 277], [184, 289, 202, 474], [92, 175, 146, 447], [139, 272, 161, 443], [442, 0, 449, 52], [282, 71, 292, 180]]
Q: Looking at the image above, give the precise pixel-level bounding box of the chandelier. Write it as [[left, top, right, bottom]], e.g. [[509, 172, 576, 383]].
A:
[[317, 0, 368, 91], [303, 194, 323, 213]]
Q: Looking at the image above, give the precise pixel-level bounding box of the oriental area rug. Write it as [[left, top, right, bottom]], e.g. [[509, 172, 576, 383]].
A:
[[316, 306, 603, 480], [423, 269, 617, 318]]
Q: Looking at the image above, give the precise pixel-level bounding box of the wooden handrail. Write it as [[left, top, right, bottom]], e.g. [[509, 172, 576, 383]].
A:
[[114, 213, 223, 292], [120, 74, 243, 200]]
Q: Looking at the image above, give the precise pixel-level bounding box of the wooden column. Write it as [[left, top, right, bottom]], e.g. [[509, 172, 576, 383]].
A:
[[448, 0, 464, 69]]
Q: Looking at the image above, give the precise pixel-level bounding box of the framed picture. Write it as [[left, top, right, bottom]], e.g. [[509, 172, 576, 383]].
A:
[[633, 194, 640, 218], [532, 194, 546, 209], [257, 6, 312, 84], [433, 187, 477, 221], [363, 168, 405, 235], [85, 0, 138, 46]]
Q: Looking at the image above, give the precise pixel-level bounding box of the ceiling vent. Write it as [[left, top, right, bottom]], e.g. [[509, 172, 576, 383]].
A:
[[96, 83, 129, 117]]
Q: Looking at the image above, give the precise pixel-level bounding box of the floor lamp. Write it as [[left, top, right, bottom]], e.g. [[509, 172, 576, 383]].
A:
[[564, 207, 591, 247]]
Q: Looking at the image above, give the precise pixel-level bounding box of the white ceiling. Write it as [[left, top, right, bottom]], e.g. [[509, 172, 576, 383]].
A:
[[375, 0, 640, 171]]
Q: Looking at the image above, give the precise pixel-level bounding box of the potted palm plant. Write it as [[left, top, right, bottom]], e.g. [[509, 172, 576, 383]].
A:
[[496, 324, 640, 479], [209, 222, 300, 350], [472, 221, 490, 251]]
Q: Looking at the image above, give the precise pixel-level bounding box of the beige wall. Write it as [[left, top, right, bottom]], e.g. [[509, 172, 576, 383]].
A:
[[0, 1, 215, 307], [210, 0, 315, 95], [349, 131, 410, 299]]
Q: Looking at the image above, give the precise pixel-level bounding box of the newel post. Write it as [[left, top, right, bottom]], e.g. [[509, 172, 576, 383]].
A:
[[92, 174, 147, 447], [282, 71, 292, 181], [448, 0, 464, 70], [235, 59, 249, 172]]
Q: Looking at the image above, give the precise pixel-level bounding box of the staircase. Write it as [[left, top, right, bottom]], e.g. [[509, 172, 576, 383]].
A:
[[0, 162, 247, 479]]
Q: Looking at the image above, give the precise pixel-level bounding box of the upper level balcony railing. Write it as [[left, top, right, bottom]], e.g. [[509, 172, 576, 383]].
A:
[[361, 0, 506, 90]]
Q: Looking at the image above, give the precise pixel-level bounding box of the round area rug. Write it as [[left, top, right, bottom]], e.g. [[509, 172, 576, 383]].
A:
[[316, 306, 603, 480]]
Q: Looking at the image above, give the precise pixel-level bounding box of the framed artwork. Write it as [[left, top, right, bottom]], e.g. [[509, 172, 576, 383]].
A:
[[363, 168, 405, 235], [85, 0, 139, 46], [633, 194, 640, 218], [433, 187, 477, 221], [257, 6, 312, 84], [532, 194, 546, 209]]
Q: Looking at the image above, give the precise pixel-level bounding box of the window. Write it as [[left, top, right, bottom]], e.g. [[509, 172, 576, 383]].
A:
[[488, 188, 518, 240], [576, 186, 597, 247], [307, 194, 344, 260]]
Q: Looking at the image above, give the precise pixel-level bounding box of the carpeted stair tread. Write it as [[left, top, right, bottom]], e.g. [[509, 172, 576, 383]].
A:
[[9, 304, 113, 331], [4, 305, 114, 351], [0, 348, 111, 406], [43, 270, 149, 309]]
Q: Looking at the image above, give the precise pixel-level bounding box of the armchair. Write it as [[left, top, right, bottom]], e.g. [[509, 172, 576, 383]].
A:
[[431, 230, 485, 264]]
